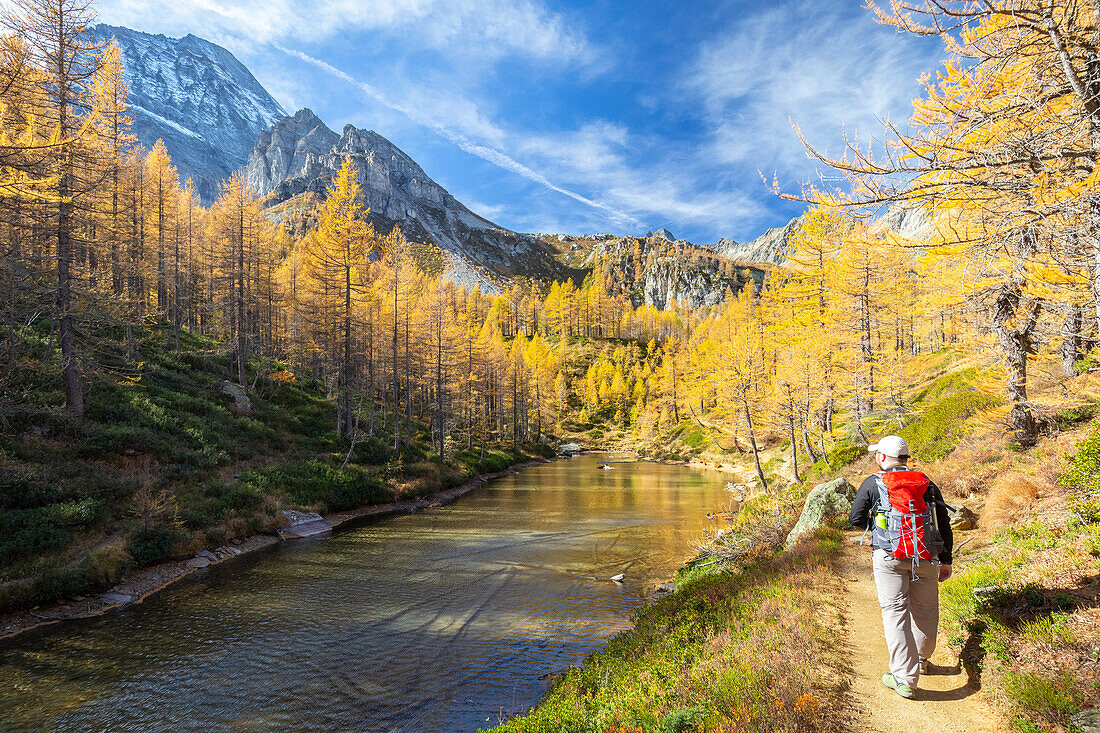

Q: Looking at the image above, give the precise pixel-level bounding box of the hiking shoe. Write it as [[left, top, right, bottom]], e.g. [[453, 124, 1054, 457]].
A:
[[920, 659, 930, 675], [882, 672, 916, 699]]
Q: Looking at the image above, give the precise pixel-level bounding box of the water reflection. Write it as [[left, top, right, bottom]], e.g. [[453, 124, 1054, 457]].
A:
[[0, 453, 731, 732]]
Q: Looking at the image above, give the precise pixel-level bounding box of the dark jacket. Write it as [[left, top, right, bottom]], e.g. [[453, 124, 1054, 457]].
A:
[[849, 464, 953, 565]]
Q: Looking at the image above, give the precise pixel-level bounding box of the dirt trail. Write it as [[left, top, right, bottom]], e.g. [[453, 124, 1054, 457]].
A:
[[841, 539, 992, 733]]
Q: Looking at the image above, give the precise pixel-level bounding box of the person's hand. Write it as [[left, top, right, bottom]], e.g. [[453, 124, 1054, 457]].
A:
[[938, 565, 952, 582]]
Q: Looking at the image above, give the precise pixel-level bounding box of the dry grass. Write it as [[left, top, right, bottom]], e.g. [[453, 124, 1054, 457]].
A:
[[983, 472, 1040, 533], [929, 359, 1100, 732], [924, 432, 1008, 502]]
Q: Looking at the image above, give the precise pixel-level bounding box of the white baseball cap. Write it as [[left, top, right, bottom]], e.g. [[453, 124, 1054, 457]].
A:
[[867, 435, 910, 458]]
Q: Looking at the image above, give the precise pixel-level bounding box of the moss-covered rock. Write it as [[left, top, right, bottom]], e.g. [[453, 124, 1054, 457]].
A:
[[785, 476, 856, 548]]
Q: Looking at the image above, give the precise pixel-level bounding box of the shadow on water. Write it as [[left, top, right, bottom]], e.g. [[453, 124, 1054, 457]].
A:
[[0, 453, 732, 732]]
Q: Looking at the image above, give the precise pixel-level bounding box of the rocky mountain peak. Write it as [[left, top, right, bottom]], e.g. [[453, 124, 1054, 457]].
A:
[[645, 228, 676, 242], [246, 108, 339, 196], [711, 201, 934, 266], [247, 108, 564, 289]]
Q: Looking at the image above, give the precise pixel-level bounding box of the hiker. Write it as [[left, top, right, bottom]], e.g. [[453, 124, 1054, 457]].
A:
[[849, 435, 953, 700]]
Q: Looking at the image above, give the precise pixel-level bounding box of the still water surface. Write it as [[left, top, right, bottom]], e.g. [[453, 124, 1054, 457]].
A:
[[0, 453, 733, 732]]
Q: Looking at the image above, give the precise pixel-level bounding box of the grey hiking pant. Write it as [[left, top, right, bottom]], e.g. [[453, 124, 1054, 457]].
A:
[[872, 548, 940, 687]]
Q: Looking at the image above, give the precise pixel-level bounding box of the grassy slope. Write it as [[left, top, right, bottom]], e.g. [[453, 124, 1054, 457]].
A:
[[491, 349, 1100, 732], [0, 325, 550, 613]]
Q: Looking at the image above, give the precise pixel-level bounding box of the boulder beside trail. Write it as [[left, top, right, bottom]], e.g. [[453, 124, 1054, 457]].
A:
[[949, 505, 978, 531], [785, 477, 856, 548]]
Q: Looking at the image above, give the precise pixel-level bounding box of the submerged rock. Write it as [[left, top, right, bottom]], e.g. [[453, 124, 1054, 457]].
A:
[[785, 477, 856, 548], [652, 581, 675, 599]]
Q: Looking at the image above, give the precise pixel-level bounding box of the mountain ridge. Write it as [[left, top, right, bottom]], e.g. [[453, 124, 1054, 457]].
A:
[[247, 108, 565, 290]]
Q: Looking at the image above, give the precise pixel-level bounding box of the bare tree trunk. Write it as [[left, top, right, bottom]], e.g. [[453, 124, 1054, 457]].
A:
[[992, 285, 1040, 447], [403, 302, 411, 450], [392, 271, 400, 453], [435, 313, 444, 456], [57, 156, 82, 415], [802, 426, 820, 464], [788, 413, 801, 484], [743, 398, 767, 492], [342, 264, 353, 438], [1062, 301, 1082, 378], [235, 205, 246, 387]]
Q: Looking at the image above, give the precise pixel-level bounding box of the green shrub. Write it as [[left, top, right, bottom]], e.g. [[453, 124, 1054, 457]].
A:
[[826, 443, 864, 469], [126, 526, 175, 565], [81, 423, 168, 456], [660, 706, 706, 733], [86, 544, 134, 584], [0, 580, 36, 613], [1061, 424, 1100, 524], [1055, 403, 1098, 429], [1003, 671, 1082, 728], [682, 429, 706, 448], [0, 500, 104, 569], [527, 443, 556, 459], [238, 460, 389, 512], [351, 437, 395, 465], [33, 566, 94, 604]]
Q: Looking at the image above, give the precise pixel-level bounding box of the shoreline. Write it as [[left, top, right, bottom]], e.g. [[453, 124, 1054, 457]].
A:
[[0, 457, 553, 645]]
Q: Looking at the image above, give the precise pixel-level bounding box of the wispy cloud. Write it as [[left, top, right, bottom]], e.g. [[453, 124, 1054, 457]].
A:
[[284, 46, 771, 238], [687, 0, 940, 175], [514, 122, 766, 235], [98, 0, 596, 65]]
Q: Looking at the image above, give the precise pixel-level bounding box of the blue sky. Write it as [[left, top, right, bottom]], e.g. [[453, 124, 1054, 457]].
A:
[[96, 0, 945, 244]]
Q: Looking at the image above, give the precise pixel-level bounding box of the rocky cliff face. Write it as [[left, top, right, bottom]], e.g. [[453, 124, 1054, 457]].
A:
[[712, 215, 804, 266], [580, 236, 766, 310], [869, 201, 934, 241], [247, 109, 565, 289], [246, 108, 340, 194], [91, 24, 287, 202]]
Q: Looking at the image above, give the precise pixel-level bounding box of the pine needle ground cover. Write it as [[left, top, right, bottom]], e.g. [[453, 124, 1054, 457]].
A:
[[487, 526, 849, 733]]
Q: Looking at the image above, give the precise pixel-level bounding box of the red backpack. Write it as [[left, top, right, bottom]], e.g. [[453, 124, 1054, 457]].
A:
[[872, 470, 944, 562]]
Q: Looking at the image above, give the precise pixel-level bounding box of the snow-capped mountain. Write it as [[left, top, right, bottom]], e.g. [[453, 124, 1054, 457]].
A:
[[91, 24, 287, 202], [247, 108, 565, 289]]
